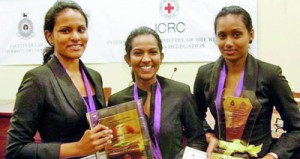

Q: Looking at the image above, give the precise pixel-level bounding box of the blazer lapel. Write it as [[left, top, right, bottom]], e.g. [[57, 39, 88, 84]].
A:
[[48, 57, 87, 120], [208, 56, 224, 103], [203, 56, 224, 122], [80, 61, 106, 108], [243, 54, 258, 92]]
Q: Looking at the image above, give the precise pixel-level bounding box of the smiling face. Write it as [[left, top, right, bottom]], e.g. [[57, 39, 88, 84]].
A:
[[45, 8, 88, 62], [125, 34, 164, 84], [216, 14, 254, 63]]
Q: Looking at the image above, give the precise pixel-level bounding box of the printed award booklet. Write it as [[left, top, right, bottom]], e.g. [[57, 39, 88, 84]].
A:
[[86, 100, 153, 159]]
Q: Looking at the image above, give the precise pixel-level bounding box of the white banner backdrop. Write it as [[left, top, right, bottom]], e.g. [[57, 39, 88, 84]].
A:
[[0, 0, 257, 65]]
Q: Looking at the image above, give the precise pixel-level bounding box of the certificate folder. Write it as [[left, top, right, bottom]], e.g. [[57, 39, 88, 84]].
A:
[[86, 100, 153, 159]]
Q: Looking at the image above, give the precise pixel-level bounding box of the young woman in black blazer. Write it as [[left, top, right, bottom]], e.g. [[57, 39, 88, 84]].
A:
[[108, 26, 211, 159], [6, 1, 112, 158], [194, 5, 300, 159]]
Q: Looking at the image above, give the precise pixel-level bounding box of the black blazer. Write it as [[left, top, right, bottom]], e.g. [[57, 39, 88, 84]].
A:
[[108, 75, 207, 159], [194, 54, 300, 158], [6, 57, 106, 159]]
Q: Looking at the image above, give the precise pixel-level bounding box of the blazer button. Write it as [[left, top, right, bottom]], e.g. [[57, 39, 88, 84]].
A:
[[151, 134, 155, 139], [149, 121, 153, 126]]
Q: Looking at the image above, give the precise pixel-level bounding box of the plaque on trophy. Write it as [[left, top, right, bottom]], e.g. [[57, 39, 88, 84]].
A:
[[211, 89, 262, 159], [86, 100, 154, 159]]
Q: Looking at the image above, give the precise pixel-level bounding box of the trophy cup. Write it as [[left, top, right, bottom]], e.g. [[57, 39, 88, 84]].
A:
[[211, 89, 262, 159]]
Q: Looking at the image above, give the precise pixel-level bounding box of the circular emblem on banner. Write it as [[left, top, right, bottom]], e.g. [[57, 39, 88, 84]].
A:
[[159, 0, 179, 19], [18, 15, 34, 39]]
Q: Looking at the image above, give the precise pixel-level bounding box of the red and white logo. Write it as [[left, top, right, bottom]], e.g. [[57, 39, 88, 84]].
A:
[[159, 0, 179, 19]]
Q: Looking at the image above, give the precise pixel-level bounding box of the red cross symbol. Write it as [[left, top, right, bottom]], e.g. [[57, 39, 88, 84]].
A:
[[164, 3, 174, 14]]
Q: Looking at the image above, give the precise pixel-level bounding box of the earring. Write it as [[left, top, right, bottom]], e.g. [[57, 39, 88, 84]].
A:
[[249, 40, 252, 44]]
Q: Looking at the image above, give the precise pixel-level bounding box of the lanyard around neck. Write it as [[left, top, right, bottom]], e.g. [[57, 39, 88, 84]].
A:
[[57, 55, 96, 113], [215, 63, 245, 120], [133, 81, 162, 159], [81, 67, 96, 112]]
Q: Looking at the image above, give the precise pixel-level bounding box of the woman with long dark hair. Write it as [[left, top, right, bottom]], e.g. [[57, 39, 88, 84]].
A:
[[6, 1, 112, 158]]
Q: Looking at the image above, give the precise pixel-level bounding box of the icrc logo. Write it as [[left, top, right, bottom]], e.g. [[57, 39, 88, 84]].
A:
[[18, 13, 34, 39], [159, 0, 179, 19]]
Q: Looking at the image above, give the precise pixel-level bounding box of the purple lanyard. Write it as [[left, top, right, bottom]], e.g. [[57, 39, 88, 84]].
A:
[[80, 67, 96, 112], [215, 63, 244, 121], [133, 82, 162, 159]]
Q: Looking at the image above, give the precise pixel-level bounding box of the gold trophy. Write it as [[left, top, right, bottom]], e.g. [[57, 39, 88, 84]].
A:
[[211, 89, 262, 159]]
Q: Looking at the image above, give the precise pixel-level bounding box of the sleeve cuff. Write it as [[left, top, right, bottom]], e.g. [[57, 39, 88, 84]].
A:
[[268, 152, 279, 159]]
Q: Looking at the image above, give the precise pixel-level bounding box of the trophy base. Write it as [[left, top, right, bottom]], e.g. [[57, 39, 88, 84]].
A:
[[211, 148, 249, 159]]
